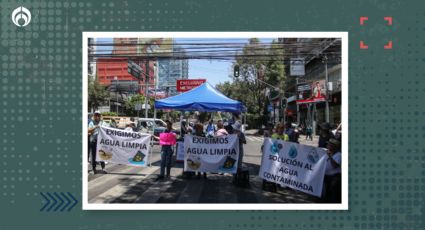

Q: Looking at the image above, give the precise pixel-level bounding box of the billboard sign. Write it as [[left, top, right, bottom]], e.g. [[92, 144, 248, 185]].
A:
[[176, 79, 206, 92]]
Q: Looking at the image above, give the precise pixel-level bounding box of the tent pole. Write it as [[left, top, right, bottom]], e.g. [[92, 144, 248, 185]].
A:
[[243, 112, 247, 133]]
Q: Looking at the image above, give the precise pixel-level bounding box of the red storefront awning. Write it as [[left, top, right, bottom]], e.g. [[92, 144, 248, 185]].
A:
[[296, 96, 326, 105]]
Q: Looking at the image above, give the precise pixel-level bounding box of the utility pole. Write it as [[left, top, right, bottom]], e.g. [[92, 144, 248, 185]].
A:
[[296, 77, 300, 125], [324, 55, 330, 123], [144, 59, 149, 118]]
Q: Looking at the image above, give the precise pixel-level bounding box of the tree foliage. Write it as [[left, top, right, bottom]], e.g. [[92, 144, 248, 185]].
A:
[[217, 39, 286, 128], [88, 76, 110, 112], [123, 94, 154, 117]]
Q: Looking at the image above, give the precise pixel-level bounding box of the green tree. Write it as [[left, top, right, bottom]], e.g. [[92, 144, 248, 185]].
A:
[[88, 76, 110, 112], [123, 94, 158, 117], [217, 39, 286, 128]]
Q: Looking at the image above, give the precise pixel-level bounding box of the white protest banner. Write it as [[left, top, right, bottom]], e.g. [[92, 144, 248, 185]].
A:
[[259, 138, 327, 197], [96, 126, 151, 167], [176, 141, 185, 162], [184, 134, 239, 173]]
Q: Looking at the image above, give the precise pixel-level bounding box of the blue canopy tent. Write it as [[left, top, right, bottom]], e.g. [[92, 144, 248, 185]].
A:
[[154, 82, 246, 113]]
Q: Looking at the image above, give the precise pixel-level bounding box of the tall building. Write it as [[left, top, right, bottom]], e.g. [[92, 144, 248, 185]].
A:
[[112, 38, 138, 55], [157, 46, 189, 96], [88, 38, 96, 80], [96, 58, 155, 94]]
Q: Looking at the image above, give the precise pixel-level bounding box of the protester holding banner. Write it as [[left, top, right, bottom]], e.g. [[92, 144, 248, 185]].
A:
[[271, 123, 289, 141], [323, 138, 342, 203], [262, 124, 280, 192], [194, 123, 207, 179], [88, 111, 106, 174], [153, 120, 177, 180], [233, 121, 246, 170], [232, 121, 247, 184]]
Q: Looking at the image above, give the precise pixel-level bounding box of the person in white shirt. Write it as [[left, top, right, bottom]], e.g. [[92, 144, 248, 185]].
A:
[[88, 111, 106, 174], [124, 121, 135, 132]]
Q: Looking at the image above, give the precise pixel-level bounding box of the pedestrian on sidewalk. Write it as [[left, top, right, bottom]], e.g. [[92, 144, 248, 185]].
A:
[[306, 124, 313, 141], [88, 111, 106, 174], [153, 120, 176, 180]]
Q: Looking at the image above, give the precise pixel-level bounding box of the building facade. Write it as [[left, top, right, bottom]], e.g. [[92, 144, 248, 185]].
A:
[[157, 47, 189, 96], [280, 38, 342, 132]]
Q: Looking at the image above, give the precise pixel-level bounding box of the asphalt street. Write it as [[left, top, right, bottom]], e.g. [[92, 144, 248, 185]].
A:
[[87, 134, 321, 204]]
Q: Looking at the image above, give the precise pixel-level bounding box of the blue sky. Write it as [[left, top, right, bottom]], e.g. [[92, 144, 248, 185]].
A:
[[95, 37, 276, 86]]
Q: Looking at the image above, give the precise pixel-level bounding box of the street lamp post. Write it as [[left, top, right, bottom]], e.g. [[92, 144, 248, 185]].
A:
[[324, 55, 330, 123], [114, 76, 118, 115]]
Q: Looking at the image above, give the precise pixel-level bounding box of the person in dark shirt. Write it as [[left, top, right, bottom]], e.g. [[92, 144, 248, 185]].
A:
[[180, 120, 188, 138], [194, 123, 207, 179], [318, 122, 334, 148]]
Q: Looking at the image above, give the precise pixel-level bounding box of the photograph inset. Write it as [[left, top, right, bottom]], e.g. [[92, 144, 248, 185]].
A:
[[84, 33, 345, 209]]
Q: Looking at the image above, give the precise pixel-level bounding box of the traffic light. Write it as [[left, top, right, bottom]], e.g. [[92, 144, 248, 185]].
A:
[[281, 97, 287, 109], [234, 65, 240, 78]]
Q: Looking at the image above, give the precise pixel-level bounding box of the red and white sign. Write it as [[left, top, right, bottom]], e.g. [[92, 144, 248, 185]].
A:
[[176, 79, 206, 92], [296, 96, 326, 105]]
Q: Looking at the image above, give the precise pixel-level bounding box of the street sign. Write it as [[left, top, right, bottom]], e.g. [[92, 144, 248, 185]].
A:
[[290, 58, 305, 76], [297, 84, 311, 92], [268, 90, 280, 101], [141, 104, 151, 110], [135, 103, 142, 111], [176, 79, 206, 92], [127, 60, 143, 80]]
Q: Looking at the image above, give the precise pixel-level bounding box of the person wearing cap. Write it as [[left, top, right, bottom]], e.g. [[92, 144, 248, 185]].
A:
[[318, 122, 334, 148], [88, 111, 106, 174], [323, 138, 342, 203]]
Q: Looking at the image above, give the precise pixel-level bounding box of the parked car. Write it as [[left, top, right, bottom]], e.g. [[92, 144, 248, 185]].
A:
[[136, 118, 180, 144]]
